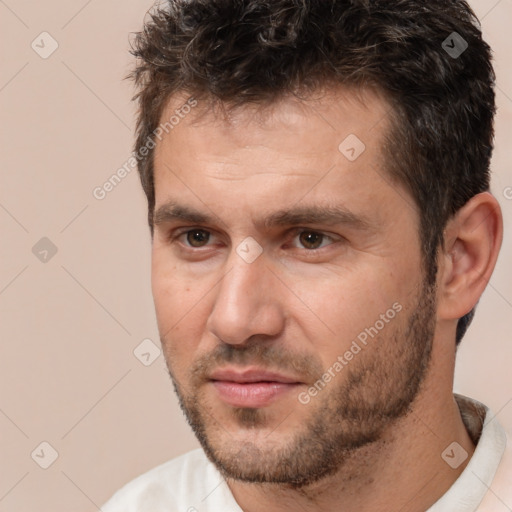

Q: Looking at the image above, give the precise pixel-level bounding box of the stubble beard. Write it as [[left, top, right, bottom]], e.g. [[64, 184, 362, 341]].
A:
[[164, 279, 437, 489]]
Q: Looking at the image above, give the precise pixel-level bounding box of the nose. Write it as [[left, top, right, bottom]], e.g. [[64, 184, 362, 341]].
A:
[[206, 248, 285, 345]]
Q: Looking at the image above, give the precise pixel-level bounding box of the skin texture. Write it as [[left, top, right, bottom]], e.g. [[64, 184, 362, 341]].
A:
[[150, 87, 503, 512]]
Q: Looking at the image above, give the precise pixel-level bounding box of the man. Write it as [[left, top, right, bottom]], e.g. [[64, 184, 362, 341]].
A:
[[102, 0, 511, 510]]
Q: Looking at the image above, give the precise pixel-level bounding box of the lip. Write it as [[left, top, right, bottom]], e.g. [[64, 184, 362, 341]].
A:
[[209, 367, 301, 384], [209, 367, 302, 408]]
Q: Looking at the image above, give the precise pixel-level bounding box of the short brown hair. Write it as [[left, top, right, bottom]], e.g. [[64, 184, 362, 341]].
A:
[[128, 0, 496, 345]]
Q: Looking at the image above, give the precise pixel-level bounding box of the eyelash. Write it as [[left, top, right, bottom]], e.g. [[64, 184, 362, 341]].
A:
[[170, 228, 339, 251]]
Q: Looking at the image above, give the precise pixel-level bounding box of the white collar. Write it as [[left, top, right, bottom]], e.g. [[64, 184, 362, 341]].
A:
[[428, 394, 507, 511]]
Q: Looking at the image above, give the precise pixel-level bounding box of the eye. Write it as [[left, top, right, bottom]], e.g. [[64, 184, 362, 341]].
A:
[[181, 229, 211, 247], [291, 230, 336, 250]]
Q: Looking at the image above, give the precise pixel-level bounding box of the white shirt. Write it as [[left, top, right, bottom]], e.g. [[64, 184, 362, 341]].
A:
[[101, 394, 512, 512]]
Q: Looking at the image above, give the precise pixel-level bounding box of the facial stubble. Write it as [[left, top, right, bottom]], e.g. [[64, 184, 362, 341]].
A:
[[164, 279, 436, 489]]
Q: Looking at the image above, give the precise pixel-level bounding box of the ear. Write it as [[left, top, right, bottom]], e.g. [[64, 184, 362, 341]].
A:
[[437, 192, 503, 321]]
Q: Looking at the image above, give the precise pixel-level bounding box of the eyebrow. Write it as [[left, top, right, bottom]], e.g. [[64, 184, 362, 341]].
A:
[[262, 205, 373, 231], [153, 201, 375, 232], [154, 202, 213, 226]]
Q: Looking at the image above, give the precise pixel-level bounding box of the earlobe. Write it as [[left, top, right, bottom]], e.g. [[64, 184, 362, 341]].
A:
[[437, 192, 503, 321]]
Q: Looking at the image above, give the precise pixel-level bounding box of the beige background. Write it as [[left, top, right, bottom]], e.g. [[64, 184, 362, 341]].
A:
[[0, 1, 511, 510]]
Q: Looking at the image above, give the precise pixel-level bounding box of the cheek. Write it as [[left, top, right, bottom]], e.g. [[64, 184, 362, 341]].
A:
[[153, 286, 207, 383], [290, 264, 408, 355], [151, 257, 208, 362]]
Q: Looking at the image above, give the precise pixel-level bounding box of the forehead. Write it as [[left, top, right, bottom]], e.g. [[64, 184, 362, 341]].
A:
[[153, 86, 393, 183], [151, 86, 415, 232], [158, 85, 392, 148]]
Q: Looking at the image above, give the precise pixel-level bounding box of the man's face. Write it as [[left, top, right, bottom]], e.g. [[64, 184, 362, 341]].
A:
[[151, 88, 437, 487]]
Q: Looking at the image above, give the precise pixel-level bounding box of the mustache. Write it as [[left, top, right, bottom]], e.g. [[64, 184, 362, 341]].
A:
[[186, 340, 324, 385]]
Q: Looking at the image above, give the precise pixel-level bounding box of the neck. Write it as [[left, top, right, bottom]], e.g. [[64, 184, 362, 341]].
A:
[[226, 345, 475, 512]]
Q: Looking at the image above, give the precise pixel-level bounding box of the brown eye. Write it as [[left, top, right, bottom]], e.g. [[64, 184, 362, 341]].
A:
[[298, 231, 325, 249], [186, 229, 210, 247]]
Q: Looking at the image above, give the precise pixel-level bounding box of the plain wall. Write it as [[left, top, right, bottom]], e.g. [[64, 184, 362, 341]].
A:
[[0, 1, 511, 510]]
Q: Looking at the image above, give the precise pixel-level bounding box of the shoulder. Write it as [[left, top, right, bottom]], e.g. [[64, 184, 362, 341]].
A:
[[478, 430, 512, 511], [101, 448, 221, 512]]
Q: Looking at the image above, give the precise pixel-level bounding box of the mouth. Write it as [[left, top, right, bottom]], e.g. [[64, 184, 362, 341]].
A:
[[209, 367, 303, 408]]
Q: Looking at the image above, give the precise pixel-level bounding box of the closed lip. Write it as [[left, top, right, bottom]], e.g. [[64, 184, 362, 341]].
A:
[[209, 367, 302, 384]]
